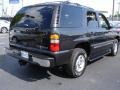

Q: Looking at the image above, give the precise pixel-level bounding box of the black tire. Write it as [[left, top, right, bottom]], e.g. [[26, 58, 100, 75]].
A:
[[110, 39, 119, 56], [1, 27, 8, 33], [66, 48, 87, 78]]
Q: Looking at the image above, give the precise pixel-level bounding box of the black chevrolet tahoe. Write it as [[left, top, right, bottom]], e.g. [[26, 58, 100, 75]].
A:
[[6, 1, 120, 77]]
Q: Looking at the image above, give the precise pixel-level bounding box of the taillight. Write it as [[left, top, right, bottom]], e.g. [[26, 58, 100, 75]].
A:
[[50, 34, 60, 52]]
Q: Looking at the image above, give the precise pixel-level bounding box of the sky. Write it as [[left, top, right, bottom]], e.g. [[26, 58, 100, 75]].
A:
[[0, 0, 120, 17]]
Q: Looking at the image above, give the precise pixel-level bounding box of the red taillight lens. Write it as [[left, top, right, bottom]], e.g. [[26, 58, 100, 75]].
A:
[[50, 34, 60, 52], [50, 43, 60, 52]]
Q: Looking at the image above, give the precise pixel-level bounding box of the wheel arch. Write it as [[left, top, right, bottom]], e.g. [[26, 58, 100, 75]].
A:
[[1, 27, 8, 30], [75, 42, 91, 57], [1, 27, 8, 32]]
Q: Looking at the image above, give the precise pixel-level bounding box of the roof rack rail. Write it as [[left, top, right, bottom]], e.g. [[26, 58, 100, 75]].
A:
[[30, 1, 71, 6], [32, 1, 93, 10], [72, 3, 81, 6], [35, 1, 80, 7], [54, 1, 70, 3], [54, 1, 81, 6], [41, 1, 70, 4]]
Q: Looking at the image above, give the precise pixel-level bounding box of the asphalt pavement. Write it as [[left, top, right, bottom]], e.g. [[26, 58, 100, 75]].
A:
[[0, 33, 120, 90]]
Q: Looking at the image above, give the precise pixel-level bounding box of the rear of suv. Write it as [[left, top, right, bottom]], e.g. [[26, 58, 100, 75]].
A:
[[6, 1, 119, 78], [8, 2, 73, 68]]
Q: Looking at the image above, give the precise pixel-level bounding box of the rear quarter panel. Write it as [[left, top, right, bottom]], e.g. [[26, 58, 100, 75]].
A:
[[53, 27, 89, 51]]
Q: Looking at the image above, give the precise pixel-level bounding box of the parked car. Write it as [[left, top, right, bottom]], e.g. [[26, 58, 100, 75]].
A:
[[113, 22, 120, 31], [109, 21, 120, 27], [6, 1, 120, 78], [0, 17, 13, 22], [109, 21, 120, 33], [0, 19, 10, 33]]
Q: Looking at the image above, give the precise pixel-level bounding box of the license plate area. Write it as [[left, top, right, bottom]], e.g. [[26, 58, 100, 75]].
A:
[[21, 51, 29, 59]]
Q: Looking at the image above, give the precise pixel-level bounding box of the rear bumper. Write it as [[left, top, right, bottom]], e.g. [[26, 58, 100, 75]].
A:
[[5, 46, 72, 67], [6, 47, 54, 67]]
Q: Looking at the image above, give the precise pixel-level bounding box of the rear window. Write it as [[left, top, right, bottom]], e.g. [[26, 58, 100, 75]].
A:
[[10, 5, 55, 29], [59, 5, 82, 28]]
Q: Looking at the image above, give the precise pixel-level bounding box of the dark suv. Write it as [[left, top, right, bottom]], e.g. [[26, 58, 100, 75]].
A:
[[6, 1, 120, 77]]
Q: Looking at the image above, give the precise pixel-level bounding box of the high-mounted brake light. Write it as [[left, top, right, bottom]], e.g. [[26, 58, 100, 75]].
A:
[[50, 34, 60, 52]]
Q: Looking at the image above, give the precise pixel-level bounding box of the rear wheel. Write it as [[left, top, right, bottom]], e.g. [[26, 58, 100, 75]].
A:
[[110, 39, 119, 56], [1, 27, 8, 33], [65, 48, 87, 78]]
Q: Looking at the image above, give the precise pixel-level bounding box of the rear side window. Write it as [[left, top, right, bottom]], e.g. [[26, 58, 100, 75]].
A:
[[10, 5, 55, 29], [59, 5, 82, 28]]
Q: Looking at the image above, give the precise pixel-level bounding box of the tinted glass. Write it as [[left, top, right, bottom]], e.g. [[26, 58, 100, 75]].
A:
[[60, 5, 82, 27], [10, 5, 55, 29]]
